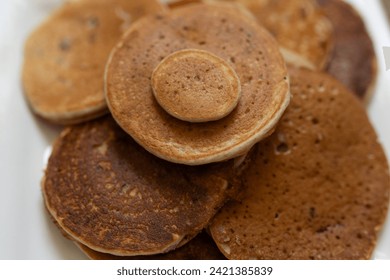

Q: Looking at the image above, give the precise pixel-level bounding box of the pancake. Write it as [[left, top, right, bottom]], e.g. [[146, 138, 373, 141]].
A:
[[46, 206, 225, 260], [151, 49, 242, 122], [42, 116, 250, 256], [22, 0, 165, 125], [210, 68, 390, 259], [46, 206, 226, 260], [77, 231, 226, 260], [167, 0, 203, 9], [105, 3, 289, 165], [215, 0, 333, 70], [316, 0, 377, 103]]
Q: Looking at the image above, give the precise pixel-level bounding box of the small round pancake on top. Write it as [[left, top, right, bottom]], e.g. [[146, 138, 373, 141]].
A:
[[42, 116, 249, 256], [23, 0, 165, 125], [216, 0, 333, 70], [210, 68, 390, 259], [316, 0, 377, 103], [76, 231, 226, 260], [105, 3, 289, 166], [151, 49, 242, 123]]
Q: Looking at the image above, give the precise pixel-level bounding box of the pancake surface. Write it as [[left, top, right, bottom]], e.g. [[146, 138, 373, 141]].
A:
[[167, 0, 203, 9], [23, 0, 164, 124], [210, 68, 390, 259], [43, 117, 247, 256], [316, 0, 377, 102], [151, 49, 241, 123], [46, 206, 226, 260], [77, 231, 226, 260], [218, 0, 333, 70], [105, 3, 289, 165]]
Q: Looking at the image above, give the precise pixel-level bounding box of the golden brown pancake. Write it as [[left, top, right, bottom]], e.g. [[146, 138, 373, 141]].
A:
[[210, 68, 390, 259], [167, 0, 203, 9], [105, 3, 289, 165], [316, 0, 377, 103], [151, 49, 242, 122], [42, 116, 250, 256], [77, 231, 226, 260], [23, 0, 165, 125], [216, 0, 333, 70]]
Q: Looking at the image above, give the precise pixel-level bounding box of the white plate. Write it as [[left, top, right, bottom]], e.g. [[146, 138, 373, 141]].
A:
[[0, 0, 389, 259]]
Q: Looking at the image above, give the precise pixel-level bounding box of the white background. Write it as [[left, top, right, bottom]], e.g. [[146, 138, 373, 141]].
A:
[[0, 0, 389, 260]]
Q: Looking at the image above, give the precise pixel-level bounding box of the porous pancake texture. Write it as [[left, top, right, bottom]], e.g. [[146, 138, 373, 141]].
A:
[[23, 0, 164, 124], [43, 117, 244, 256], [77, 231, 226, 260], [105, 3, 289, 165], [218, 0, 333, 70], [151, 49, 241, 123], [210, 68, 390, 260]]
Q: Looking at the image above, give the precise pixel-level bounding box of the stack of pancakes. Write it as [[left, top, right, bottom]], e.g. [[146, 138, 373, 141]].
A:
[[23, 0, 389, 259]]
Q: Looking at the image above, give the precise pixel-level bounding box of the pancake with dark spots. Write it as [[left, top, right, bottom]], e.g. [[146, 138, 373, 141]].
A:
[[42, 116, 250, 256], [210, 68, 390, 259], [23, 0, 165, 125], [316, 0, 377, 103], [46, 205, 225, 259], [215, 0, 333, 70], [105, 3, 289, 165], [151, 49, 242, 123], [77, 231, 226, 260]]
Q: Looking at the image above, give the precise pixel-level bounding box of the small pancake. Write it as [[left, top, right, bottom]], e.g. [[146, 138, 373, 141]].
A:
[[105, 3, 289, 165], [217, 0, 333, 70], [77, 231, 226, 260], [210, 68, 390, 259], [22, 0, 165, 125], [316, 0, 377, 103], [42, 116, 250, 256], [151, 49, 241, 122]]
